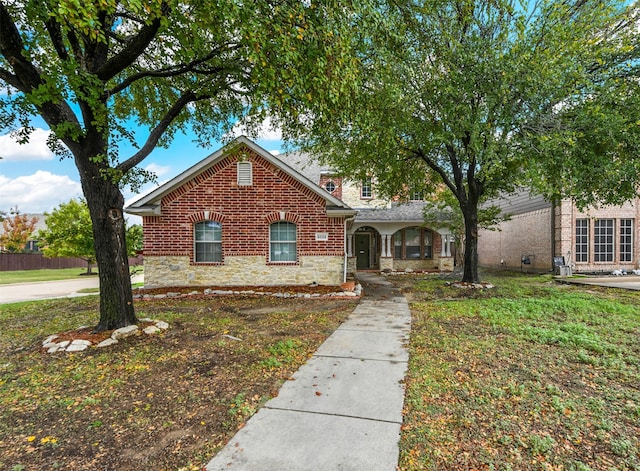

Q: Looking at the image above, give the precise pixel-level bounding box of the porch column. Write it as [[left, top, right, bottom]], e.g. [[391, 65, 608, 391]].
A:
[[386, 234, 393, 258], [380, 234, 388, 257], [441, 234, 447, 257], [347, 234, 353, 257], [446, 236, 452, 257]]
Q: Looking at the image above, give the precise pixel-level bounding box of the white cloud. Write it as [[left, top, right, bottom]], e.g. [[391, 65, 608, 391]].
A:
[[269, 149, 281, 156], [0, 128, 55, 161], [0, 171, 82, 213], [144, 162, 171, 177], [225, 116, 283, 142]]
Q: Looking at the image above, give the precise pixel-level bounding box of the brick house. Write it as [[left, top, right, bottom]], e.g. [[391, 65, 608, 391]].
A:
[[126, 137, 455, 288], [478, 191, 640, 274]]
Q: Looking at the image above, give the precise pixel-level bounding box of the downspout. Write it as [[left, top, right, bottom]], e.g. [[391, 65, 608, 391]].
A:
[[550, 201, 556, 272]]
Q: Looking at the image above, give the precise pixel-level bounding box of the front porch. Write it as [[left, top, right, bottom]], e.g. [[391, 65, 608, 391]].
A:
[[346, 223, 455, 274]]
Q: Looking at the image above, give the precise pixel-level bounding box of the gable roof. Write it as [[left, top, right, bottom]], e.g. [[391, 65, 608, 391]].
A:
[[125, 136, 355, 217]]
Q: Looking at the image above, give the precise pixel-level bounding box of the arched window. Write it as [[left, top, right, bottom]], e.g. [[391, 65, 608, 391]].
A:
[[194, 221, 222, 262], [393, 227, 432, 259], [270, 222, 297, 262]]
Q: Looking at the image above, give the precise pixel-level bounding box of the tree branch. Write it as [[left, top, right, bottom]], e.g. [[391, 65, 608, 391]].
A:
[[0, 66, 22, 89], [106, 44, 242, 97], [44, 17, 69, 61], [117, 90, 199, 173], [95, 2, 169, 81]]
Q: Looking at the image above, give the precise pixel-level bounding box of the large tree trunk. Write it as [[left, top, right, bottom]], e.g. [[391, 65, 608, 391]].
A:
[[461, 206, 480, 283], [76, 150, 137, 332]]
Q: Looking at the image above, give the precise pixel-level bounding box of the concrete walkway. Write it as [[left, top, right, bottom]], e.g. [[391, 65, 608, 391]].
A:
[[557, 275, 640, 291], [205, 273, 411, 471]]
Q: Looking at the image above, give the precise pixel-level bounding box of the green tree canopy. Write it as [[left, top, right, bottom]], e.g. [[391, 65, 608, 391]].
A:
[[1, 0, 369, 330], [283, 0, 640, 282], [38, 199, 144, 274], [38, 199, 96, 273]]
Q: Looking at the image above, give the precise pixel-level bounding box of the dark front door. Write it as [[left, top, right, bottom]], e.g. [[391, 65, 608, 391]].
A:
[[355, 233, 371, 269]]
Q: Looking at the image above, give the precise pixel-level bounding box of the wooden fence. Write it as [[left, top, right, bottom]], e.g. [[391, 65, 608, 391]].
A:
[[0, 253, 143, 271]]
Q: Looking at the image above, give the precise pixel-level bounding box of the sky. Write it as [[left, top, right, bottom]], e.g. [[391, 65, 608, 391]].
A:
[[0, 116, 286, 224]]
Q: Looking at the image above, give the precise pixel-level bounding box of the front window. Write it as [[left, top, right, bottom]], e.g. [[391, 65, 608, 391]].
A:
[[620, 219, 633, 262], [393, 227, 433, 259], [594, 219, 614, 262], [270, 222, 297, 262], [575, 219, 589, 263], [409, 186, 424, 201], [361, 177, 372, 199], [194, 221, 222, 262]]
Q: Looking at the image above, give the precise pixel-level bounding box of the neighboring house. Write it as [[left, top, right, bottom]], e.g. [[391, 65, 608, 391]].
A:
[[0, 213, 46, 252], [478, 190, 640, 274], [126, 137, 455, 288]]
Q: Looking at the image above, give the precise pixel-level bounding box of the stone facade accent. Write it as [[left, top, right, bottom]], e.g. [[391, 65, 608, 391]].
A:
[[130, 140, 354, 288], [144, 255, 345, 288]]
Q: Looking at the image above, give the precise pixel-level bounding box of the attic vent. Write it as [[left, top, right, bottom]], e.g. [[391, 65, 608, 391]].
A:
[[237, 161, 252, 186]]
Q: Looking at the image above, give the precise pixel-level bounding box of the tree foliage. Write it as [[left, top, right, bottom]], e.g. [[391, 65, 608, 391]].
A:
[[37, 199, 143, 274], [0, 0, 369, 329], [283, 0, 640, 282], [0, 207, 37, 253]]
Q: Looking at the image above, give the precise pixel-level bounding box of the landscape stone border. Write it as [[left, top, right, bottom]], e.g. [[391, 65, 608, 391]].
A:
[[133, 284, 362, 300], [41, 318, 169, 354]]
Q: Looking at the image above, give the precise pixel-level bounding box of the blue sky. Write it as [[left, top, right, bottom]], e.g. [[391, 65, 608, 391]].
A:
[[0, 116, 286, 223]]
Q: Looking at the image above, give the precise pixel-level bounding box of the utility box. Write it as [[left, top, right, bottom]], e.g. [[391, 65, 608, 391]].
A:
[[558, 266, 572, 277]]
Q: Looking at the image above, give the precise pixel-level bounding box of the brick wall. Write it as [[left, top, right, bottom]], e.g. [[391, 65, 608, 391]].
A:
[[555, 199, 640, 273], [479, 198, 640, 273], [142, 147, 347, 286], [478, 208, 553, 272]]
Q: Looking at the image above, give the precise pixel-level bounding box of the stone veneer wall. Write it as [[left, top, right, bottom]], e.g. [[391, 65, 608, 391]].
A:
[[144, 255, 345, 288], [478, 208, 553, 272], [392, 259, 441, 271]]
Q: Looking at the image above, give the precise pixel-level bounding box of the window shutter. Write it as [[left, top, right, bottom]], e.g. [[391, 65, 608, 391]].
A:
[[237, 161, 252, 186]]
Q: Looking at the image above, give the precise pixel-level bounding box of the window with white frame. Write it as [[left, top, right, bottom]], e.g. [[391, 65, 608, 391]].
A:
[[324, 181, 336, 193], [620, 219, 633, 262], [409, 186, 424, 201], [393, 227, 433, 259], [360, 177, 372, 199], [237, 161, 252, 186], [194, 221, 222, 262], [594, 219, 614, 262], [270, 222, 297, 262], [575, 219, 589, 262]]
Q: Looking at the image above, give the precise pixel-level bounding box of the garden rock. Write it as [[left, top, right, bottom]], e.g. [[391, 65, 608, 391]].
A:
[[41, 319, 170, 353]]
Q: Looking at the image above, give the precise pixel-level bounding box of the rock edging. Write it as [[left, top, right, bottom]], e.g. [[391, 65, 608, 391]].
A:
[[133, 284, 362, 300], [41, 318, 169, 354]]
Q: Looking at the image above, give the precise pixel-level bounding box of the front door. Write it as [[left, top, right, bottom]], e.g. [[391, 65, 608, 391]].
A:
[[355, 233, 370, 269]]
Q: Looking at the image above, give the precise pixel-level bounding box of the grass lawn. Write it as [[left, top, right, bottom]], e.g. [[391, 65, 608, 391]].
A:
[[0, 272, 638, 470], [0, 292, 356, 470], [0, 268, 97, 284], [0, 266, 143, 284], [397, 272, 640, 470]]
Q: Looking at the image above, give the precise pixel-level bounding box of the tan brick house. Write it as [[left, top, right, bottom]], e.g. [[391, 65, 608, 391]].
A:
[[478, 191, 640, 274], [126, 137, 455, 288]]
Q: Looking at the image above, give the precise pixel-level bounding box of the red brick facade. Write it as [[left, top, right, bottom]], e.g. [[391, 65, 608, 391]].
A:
[[142, 147, 346, 263]]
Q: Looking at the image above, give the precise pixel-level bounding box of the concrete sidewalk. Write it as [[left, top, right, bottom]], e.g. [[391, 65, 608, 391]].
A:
[[0, 274, 144, 304], [557, 275, 640, 291], [205, 273, 411, 471]]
